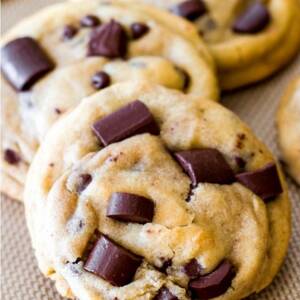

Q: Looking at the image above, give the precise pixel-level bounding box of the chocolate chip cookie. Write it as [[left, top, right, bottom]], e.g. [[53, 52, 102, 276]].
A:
[[24, 81, 290, 299], [0, 0, 218, 201], [131, 0, 300, 89], [277, 76, 300, 185]]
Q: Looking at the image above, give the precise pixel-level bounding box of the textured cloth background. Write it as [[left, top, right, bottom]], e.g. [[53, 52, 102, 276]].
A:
[[1, 1, 299, 299]]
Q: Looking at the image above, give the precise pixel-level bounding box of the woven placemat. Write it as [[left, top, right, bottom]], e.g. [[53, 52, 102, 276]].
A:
[[1, 1, 300, 299]]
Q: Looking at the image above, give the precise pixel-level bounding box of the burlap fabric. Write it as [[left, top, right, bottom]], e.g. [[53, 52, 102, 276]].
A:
[[1, 1, 299, 299]]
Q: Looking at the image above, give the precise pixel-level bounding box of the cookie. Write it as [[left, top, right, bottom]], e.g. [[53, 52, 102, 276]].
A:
[[0, 0, 219, 201], [130, 0, 300, 90], [277, 76, 300, 185], [24, 81, 290, 299]]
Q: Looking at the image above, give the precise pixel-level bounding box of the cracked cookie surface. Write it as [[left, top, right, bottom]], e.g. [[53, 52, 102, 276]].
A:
[[24, 81, 290, 300], [1, 0, 218, 201]]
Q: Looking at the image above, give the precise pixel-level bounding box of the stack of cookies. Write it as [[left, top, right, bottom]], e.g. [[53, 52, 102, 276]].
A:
[[1, 1, 299, 299]]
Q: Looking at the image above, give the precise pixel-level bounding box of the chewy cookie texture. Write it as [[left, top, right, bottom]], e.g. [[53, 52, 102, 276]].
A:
[[134, 0, 300, 89], [24, 82, 290, 300], [0, 0, 218, 201], [277, 76, 300, 185]]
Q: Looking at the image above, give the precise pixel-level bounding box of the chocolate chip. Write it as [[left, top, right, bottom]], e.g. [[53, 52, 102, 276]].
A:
[[4, 149, 21, 165], [107, 192, 154, 224], [1, 37, 54, 91], [80, 15, 101, 27], [233, 3, 270, 34], [91, 71, 111, 90], [72, 257, 82, 264], [184, 258, 202, 279], [171, 0, 207, 21], [131, 23, 149, 39], [174, 149, 235, 187], [236, 163, 283, 201], [62, 25, 79, 40], [88, 20, 128, 58], [54, 108, 62, 114], [234, 156, 246, 170], [76, 174, 92, 193], [154, 287, 178, 300], [189, 260, 235, 299], [159, 259, 172, 273], [84, 234, 142, 286], [92, 100, 159, 146]]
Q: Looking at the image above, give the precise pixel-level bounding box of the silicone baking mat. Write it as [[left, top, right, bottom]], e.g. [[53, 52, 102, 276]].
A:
[[1, 1, 300, 299]]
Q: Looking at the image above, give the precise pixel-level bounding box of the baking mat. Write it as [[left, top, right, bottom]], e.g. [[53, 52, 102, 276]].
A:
[[1, 1, 300, 299]]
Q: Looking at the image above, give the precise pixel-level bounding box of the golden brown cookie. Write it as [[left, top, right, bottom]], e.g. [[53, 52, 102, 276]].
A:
[[0, 0, 218, 201], [277, 76, 300, 185], [25, 81, 290, 300], [131, 0, 300, 89]]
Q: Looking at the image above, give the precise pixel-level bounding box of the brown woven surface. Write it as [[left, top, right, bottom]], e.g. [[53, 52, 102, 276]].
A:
[[1, 1, 300, 299]]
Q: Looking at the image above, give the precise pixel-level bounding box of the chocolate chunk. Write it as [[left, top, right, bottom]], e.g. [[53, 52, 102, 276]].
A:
[[91, 71, 111, 90], [189, 260, 235, 299], [154, 287, 178, 300], [92, 100, 159, 146], [131, 23, 150, 39], [107, 192, 154, 224], [184, 258, 202, 279], [80, 15, 101, 27], [76, 174, 92, 193], [62, 25, 78, 40], [174, 149, 235, 187], [171, 0, 207, 21], [236, 163, 283, 200], [1, 37, 54, 91], [88, 20, 128, 58], [4, 149, 21, 165], [233, 3, 270, 33], [84, 234, 142, 286]]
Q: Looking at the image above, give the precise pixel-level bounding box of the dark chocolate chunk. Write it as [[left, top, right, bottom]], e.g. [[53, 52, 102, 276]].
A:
[[131, 22, 150, 39], [154, 287, 178, 300], [91, 71, 111, 90], [184, 258, 202, 279], [1, 37, 54, 91], [171, 0, 207, 21], [4, 149, 21, 165], [76, 174, 92, 193], [88, 20, 128, 58], [107, 192, 154, 224], [236, 163, 283, 200], [174, 149, 235, 187], [84, 234, 142, 286], [189, 260, 235, 299], [92, 100, 159, 146], [80, 15, 101, 27], [233, 3, 270, 34], [62, 25, 78, 40]]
